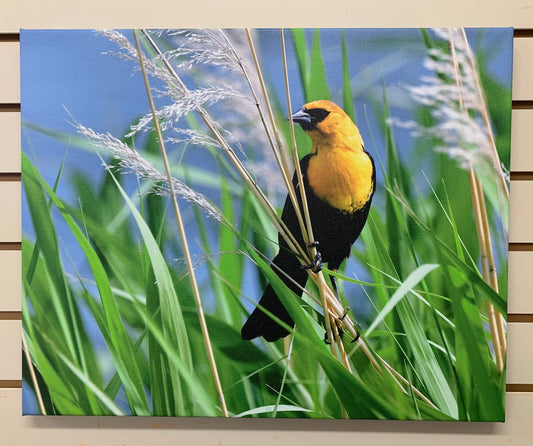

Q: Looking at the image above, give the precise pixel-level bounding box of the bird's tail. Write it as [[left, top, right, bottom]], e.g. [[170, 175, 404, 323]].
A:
[[241, 253, 308, 342]]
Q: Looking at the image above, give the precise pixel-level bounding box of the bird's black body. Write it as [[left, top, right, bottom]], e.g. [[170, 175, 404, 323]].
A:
[[241, 154, 375, 342], [241, 100, 375, 342]]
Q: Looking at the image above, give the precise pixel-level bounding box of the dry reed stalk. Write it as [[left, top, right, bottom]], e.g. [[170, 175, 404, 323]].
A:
[[473, 173, 507, 362], [377, 356, 439, 410], [133, 30, 229, 416], [222, 29, 301, 221], [242, 30, 299, 203], [22, 332, 47, 415], [468, 169, 504, 372], [449, 30, 506, 374], [244, 29, 311, 268]]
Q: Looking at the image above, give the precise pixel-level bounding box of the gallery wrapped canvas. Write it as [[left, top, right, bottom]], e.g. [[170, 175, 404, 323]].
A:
[[21, 28, 512, 420]]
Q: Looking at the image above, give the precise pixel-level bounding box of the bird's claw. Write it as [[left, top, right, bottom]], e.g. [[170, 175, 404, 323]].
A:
[[340, 306, 351, 321], [302, 252, 322, 272], [332, 307, 361, 343], [350, 319, 362, 343], [301, 242, 322, 272]]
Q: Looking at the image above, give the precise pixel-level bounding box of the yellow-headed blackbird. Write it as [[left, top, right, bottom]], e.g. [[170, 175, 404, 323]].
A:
[[241, 100, 375, 342]]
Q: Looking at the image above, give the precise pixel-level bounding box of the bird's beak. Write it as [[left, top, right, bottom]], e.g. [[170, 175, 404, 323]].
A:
[[290, 108, 312, 126]]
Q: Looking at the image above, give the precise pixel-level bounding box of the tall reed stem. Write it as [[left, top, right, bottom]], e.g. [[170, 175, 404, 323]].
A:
[[243, 29, 310, 262], [468, 170, 504, 372], [449, 29, 506, 374], [133, 30, 229, 416], [22, 332, 47, 415]]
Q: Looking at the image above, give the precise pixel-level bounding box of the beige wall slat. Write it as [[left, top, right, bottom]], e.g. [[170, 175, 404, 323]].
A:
[[0, 182, 21, 242], [2, 1, 533, 443], [0, 321, 20, 380], [513, 38, 533, 102], [510, 109, 533, 173], [0, 390, 530, 444], [2, 1, 533, 32], [509, 181, 533, 243], [0, 251, 21, 311], [0, 112, 21, 173], [507, 323, 533, 384], [0, 42, 20, 103], [508, 251, 533, 314]]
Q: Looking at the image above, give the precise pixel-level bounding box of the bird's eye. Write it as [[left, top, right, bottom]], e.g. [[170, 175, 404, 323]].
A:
[[306, 108, 330, 123]]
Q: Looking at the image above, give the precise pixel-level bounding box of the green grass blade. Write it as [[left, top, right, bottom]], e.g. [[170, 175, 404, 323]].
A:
[[308, 29, 331, 101], [341, 30, 355, 121], [446, 266, 505, 421], [54, 350, 126, 416], [290, 29, 310, 100], [103, 163, 198, 416], [22, 152, 151, 415], [218, 176, 244, 326], [395, 296, 458, 418], [289, 29, 331, 103], [235, 405, 312, 418], [365, 264, 440, 336]]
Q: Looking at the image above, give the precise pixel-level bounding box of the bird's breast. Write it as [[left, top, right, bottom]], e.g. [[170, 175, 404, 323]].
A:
[[307, 148, 374, 213]]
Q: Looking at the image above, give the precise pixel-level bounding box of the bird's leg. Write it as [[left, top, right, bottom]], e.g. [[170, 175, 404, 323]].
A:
[[340, 306, 351, 320], [350, 318, 362, 343], [336, 305, 362, 343], [301, 241, 322, 273], [330, 273, 342, 302]]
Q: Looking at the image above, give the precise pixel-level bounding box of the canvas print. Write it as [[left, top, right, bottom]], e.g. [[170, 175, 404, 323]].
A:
[[21, 28, 512, 420]]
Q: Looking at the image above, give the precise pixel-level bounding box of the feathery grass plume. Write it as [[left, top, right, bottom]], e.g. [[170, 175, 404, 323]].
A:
[[161, 29, 244, 72], [100, 29, 286, 202], [127, 86, 246, 136], [75, 123, 223, 222], [167, 28, 288, 201], [391, 28, 509, 200], [98, 29, 181, 88], [99, 30, 245, 138]]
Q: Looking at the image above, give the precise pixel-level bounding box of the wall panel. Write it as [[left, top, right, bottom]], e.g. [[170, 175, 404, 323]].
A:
[[511, 110, 533, 172], [509, 181, 533, 243], [1, 2, 532, 444], [0, 182, 21, 242], [0, 112, 21, 172], [0, 42, 20, 103]]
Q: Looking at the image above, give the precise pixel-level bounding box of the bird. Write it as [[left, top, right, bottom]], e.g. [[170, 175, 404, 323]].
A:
[[241, 100, 375, 342]]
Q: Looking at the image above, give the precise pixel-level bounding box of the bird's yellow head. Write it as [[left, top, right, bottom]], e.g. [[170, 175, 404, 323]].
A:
[[291, 100, 363, 151], [291, 100, 373, 212]]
